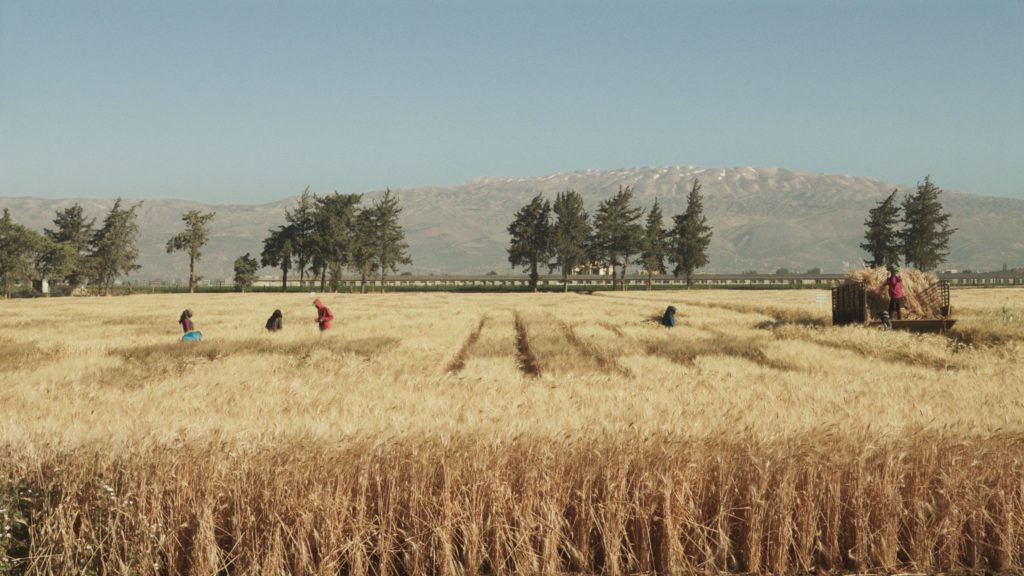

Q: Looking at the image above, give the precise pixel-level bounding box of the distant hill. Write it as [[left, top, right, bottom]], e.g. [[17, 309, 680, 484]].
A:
[[2, 166, 1023, 281]]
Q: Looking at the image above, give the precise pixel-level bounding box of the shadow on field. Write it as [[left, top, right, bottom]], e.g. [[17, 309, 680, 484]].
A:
[[0, 337, 59, 370], [102, 337, 398, 384], [645, 332, 797, 372]]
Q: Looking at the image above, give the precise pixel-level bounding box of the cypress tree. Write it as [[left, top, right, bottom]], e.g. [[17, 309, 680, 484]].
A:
[[44, 203, 95, 290], [591, 186, 644, 291], [860, 189, 902, 268], [669, 179, 713, 286], [899, 176, 957, 271], [550, 190, 590, 292], [639, 198, 668, 290], [371, 189, 412, 293], [88, 198, 142, 295], [507, 194, 553, 291]]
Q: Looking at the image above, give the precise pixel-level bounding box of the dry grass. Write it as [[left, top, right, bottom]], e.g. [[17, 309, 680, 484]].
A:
[[1, 288, 1023, 574]]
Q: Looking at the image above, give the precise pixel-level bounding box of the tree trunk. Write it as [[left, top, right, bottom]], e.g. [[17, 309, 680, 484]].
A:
[[360, 272, 366, 294], [320, 269, 326, 291], [380, 271, 386, 294], [281, 268, 288, 292], [563, 269, 569, 293], [188, 255, 196, 293], [530, 262, 539, 292], [647, 272, 652, 291]]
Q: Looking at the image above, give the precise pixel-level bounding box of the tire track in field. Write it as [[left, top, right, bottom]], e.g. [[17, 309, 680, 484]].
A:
[[560, 321, 633, 377], [513, 311, 542, 377], [445, 314, 489, 373]]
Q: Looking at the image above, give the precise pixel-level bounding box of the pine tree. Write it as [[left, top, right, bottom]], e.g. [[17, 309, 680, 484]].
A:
[[0, 209, 49, 298], [591, 186, 645, 291], [507, 194, 553, 291], [860, 189, 902, 268], [370, 189, 412, 293], [669, 179, 713, 286], [233, 253, 259, 292], [43, 203, 95, 290], [285, 187, 316, 287], [899, 176, 957, 271], [312, 192, 361, 291], [350, 206, 379, 293], [639, 198, 668, 290], [88, 198, 142, 295], [260, 225, 294, 291], [166, 210, 216, 293], [550, 190, 590, 292]]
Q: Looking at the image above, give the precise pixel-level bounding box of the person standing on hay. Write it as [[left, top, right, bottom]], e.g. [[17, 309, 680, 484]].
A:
[[314, 298, 333, 331], [886, 264, 905, 320]]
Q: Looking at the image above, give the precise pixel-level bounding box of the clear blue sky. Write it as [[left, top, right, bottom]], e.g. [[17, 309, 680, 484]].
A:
[[2, 0, 1022, 202]]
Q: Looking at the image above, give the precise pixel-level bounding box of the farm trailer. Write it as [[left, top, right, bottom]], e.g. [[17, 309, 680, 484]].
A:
[[831, 280, 956, 333]]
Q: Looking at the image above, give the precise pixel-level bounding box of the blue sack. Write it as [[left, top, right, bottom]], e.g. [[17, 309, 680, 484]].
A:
[[181, 330, 203, 342]]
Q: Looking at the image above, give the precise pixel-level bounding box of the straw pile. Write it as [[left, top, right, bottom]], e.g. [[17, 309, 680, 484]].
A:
[[845, 267, 941, 320]]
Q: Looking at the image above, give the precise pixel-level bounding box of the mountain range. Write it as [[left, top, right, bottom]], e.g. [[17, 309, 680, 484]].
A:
[[2, 166, 1022, 281]]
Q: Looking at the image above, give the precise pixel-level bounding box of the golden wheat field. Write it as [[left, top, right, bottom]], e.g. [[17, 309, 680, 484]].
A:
[[2, 288, 1024, 575]]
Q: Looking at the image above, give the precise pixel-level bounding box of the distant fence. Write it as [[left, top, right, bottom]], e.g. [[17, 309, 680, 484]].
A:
[[138, 272, 1024, 291]]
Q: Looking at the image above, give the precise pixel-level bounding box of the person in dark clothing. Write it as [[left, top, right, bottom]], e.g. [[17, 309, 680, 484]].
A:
[[179, 309, 194, 333], [661, 305, 677, 328], [265, 309, 283, 332], [314, 298, 333, 331]]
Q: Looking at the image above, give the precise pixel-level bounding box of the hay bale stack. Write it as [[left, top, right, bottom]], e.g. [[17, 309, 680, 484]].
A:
[[844, 267, 941, 320]]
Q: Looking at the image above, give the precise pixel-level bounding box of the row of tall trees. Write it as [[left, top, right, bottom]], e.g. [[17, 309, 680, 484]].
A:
[[507, 181, 712, 291], [0, 200, 142, 297], [861, 176, 957, 270], [257, 188, 411, 292]]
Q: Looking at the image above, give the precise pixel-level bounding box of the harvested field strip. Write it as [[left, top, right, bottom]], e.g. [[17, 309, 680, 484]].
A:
[[6, 432, 1024, 575], [560, 321, 632, 377], [112, 337, 398, 363], [445, 314, 489, 373], [513, 312, 541, 377]]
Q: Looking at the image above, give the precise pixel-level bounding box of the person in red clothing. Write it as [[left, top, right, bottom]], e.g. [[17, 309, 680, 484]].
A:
[[313, 298, 333, 331], [886, 264, 905, 320]]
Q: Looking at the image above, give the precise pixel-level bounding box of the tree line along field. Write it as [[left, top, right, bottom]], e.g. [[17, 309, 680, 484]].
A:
[[1, 289, 1023, 574]]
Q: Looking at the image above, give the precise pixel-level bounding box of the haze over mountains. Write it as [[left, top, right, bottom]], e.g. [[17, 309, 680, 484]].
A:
[[2, 166, 1022, 282]]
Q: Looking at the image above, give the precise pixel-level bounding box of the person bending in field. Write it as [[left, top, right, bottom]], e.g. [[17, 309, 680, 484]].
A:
[[314, 298, 333, 331], [886, 264, 905, 320], [661, 305, 677, 328], [179, 309, 194, 333], [266, 309, 283, 332]]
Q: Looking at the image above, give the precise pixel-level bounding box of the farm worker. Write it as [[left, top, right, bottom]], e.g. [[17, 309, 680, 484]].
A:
[[179, 309, 203, 342], [886, 264, 905, 320], [314, 298, 333, 331], [661, 305, 677, 328], [179, 309, 194, 333], [265, 309, 283, 332]]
